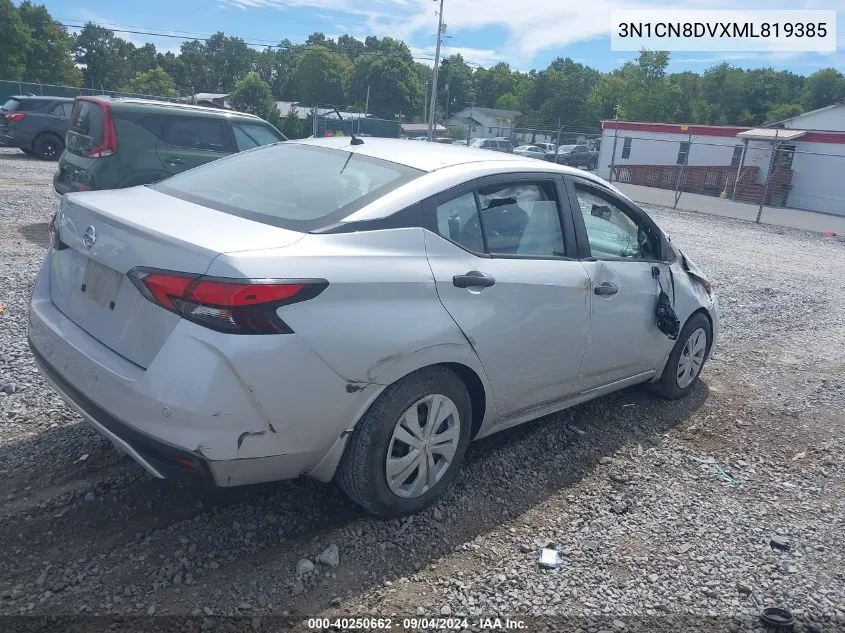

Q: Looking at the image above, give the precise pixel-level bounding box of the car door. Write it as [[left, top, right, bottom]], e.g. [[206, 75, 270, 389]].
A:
[[423, 174, 592, 419], [155, 115, 233, 176], [47, 102, 72, 137], [565, 176, 676, 389]]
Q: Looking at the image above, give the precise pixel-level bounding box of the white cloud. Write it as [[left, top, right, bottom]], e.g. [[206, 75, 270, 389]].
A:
[[218, 0, 842, 69]]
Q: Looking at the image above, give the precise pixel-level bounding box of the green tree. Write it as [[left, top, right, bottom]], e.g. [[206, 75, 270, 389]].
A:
[[293, 46, 349, 105], [346, 41, 422, 119], [254, 41, 296, 98], [203, 33, 255, 92], [766, 103, 803, 123], [438, 54, 473, 116], [121, 67, 178, 97], [230, 71, 276, 120], [17, 1, 80, 85], [801, 68, 845, 111], [0, 0, 32, 81], [474, 63, 517, 108], [74, 23, 137, 89], [336, 35, 365, 61]]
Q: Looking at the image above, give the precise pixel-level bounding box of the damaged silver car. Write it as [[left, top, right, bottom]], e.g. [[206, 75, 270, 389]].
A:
[[29, 137, 718, 517]]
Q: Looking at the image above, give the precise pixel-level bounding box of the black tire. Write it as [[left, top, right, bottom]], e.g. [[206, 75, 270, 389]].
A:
[[337, 366, 472, 518], [32, 133, 63, 161], [649, 312, 712, 400]]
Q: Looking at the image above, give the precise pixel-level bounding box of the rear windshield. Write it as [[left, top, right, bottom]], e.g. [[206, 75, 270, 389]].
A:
[[1, 99, 21, 112], [66, 100, 104, 155], [152, 143, 423, 232]]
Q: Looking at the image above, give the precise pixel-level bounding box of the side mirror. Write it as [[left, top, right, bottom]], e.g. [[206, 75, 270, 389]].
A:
[[591, 204, 612, 220]]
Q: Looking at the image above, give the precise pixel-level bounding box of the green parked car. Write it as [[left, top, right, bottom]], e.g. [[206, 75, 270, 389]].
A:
[[54, 96, 286, 195]]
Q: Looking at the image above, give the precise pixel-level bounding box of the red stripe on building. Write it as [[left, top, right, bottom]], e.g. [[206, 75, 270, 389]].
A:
[[601, 120, 845, 144], [601, 121, 748, 137]]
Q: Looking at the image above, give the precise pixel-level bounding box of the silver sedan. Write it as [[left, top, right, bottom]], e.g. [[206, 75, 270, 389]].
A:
[[29, 138, 719, 517]]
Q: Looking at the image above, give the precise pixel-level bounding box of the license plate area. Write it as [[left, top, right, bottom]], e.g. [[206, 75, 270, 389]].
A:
[[81, 259, 123, 310]]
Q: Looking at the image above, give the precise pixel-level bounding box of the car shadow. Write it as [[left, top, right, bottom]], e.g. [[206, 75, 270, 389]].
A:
[[0, 149, 38, 161], [0, 377, 710, 615], [18, 222, 49, 247]]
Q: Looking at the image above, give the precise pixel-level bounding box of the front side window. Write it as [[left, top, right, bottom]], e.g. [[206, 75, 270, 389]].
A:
[[575, 185, 659, 260], [153, 143, 422, 232], [232, 122, 284, 151], [434, 181, 566, 257]]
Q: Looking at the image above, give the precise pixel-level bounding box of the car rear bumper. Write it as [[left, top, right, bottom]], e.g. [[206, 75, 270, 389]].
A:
[[0, 132, 22, 148], [27, 253, 379, 487]]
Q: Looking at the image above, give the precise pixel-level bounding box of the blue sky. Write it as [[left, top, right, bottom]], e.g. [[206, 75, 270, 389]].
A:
[[45, 0, 843, 74]]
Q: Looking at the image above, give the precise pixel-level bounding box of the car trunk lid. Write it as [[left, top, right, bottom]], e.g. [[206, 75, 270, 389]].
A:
[[49, 186, 305, 368]]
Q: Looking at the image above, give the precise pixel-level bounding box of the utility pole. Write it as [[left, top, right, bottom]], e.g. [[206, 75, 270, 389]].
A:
[[364, 85, 370, 118], [427, 0, 445, 142], [423, 80, 428, 127], [608, 104, 620, 182], [466, 100, 474, 146]]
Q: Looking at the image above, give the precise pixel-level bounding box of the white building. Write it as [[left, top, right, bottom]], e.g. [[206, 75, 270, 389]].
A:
[[597, 104, 845, 216], [446, 107, 521, 140]]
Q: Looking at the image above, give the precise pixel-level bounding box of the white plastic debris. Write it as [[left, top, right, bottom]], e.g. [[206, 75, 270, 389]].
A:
[[538, 548, 562, 569]]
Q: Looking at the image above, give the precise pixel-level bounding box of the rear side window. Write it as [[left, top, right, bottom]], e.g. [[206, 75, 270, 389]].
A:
[[160, 117, 229, 152], [67, 101, 104, 155], [152, 143, 423, 232], [50, 103, 72, 117], [232, 122, 284, 151], [435, 181, 566, 257]]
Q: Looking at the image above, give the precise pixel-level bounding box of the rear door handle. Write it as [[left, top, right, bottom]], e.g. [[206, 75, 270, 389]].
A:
[[453, 271, 495, 289], [164, 157, 185, 166], [594, 282, 618, 296]]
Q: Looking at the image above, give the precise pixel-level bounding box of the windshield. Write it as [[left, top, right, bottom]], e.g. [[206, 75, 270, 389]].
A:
[[152, 143, 423, 232], [470, 139, 485, 147], [558, 145, 576, 152]]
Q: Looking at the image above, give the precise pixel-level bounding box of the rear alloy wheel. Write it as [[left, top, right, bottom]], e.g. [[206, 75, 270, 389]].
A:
[[337, 367, 472, 517], [649, 312, 712, 400], [33, 133, 63, 161]]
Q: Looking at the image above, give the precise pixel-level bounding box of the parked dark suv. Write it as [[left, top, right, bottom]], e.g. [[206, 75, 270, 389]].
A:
[[0, 95, 74, 160], [55, 96, 286, 194]]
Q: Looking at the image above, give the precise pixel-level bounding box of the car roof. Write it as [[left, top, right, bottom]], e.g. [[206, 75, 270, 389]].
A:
[[76, 95, 265, 121], [291, 137, 619, 188], [8, 95, 74, 102]]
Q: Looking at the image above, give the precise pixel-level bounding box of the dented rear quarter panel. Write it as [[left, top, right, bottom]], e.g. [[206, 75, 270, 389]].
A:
[[205, 226, 498, 420]]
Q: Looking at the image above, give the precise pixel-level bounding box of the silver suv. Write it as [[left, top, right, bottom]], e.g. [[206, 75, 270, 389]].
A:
[[469, 137, 513, 153]]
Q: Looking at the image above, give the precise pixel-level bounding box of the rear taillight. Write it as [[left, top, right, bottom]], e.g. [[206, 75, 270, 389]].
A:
[[5, 113, 25, 121], [127, 268, 327, 334], [83, 100, 118, 158]]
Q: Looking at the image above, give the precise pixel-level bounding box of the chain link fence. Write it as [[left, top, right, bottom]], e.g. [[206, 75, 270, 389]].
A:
[[602, 134, 845, 219]]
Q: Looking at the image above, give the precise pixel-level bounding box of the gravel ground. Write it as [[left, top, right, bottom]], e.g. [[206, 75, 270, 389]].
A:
[[1, 146, 843, 632]]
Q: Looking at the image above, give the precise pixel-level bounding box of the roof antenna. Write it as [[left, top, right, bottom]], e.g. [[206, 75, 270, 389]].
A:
[[331, 106, 364, 145]]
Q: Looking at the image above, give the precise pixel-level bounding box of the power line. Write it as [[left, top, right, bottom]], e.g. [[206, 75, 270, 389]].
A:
[[58, 21, 488, 69]]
